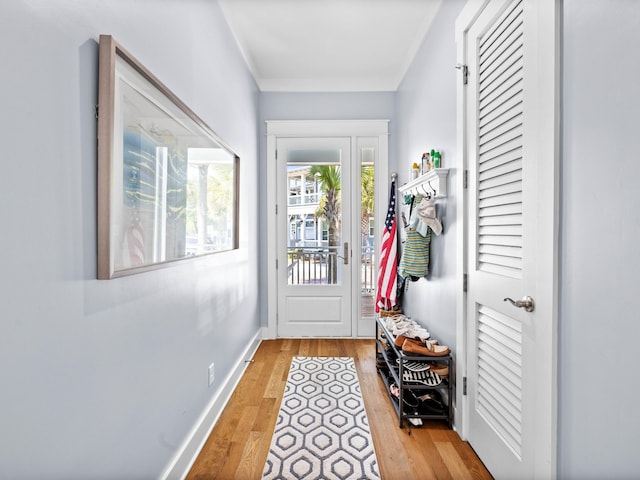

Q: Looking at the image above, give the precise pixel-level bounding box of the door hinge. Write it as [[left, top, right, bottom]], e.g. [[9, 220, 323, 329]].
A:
[[95, 104, 99, 119], [456, 64, 469, 85], [275, 259, 278, 269], [463, 170, 468, 189], [463, 376, 467, 395], [463, 273, 468, 292], [275, 149, 278, 160], [275, 204, 278, 215]]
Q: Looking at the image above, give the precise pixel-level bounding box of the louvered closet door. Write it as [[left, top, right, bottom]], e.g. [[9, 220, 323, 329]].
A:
[[463, 0, 557, 478]]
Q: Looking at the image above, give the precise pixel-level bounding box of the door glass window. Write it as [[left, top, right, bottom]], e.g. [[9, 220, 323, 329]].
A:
[[360, 148, 375, 319], [286, 151, 342, 285]]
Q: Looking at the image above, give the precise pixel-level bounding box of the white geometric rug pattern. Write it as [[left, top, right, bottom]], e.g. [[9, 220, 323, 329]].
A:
[[262, 356, 381, 480]]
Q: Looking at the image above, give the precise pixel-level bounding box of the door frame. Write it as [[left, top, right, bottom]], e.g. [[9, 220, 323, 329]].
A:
[[264, 120, 390, 339], [455, 0, 560, 477]]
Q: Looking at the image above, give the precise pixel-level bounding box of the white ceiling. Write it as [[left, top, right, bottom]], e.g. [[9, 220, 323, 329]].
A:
[[218, 0, 442, 92]]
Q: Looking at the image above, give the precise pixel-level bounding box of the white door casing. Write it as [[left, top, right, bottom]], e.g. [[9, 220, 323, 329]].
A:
[[456, 1, 559, 479], [265, 120, 389, 339]]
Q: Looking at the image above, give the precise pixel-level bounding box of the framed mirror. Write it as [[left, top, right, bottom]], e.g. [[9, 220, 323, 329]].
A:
[[97, 35, 239, 279]]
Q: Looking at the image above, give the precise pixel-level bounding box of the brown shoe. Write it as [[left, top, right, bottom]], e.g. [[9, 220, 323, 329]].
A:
[[396, 335, 438, 348], [427, 362, 449, 376], [402, 338, 450, 357], [394, 334, 407, 347]]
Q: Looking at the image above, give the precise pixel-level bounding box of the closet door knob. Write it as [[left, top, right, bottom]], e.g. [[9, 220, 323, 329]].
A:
[[503, 296, 535, 312]]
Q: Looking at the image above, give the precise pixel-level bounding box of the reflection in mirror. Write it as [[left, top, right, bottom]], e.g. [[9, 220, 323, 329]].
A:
[[98, 35, 239, 279]]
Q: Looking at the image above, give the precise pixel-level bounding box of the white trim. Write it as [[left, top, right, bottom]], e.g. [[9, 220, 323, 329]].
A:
[[265, 120, 389, 338], [455, 0, 492, 442], [266, 119, 390, 137], [455, 0, 491, 45], [265, 132, 278, 340], [455, 0, 559, 477], [529, 1, 561, 477], [159, 330, 263, 480]]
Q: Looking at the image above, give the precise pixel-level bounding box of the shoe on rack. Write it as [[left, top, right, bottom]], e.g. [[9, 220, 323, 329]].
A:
[[383, 314, 409, 331], [405, 325, 430, 341], [417, 390, 446, 414], [385, 343, 398, 359], [389, 382, 400, 399], [418, 398, 447, 416], [417, 390, 444, 403], [402, 369, 442, 386], [401, 389, 420, 408], [427, 362, 449, 377], [402, 338, 450, 357], [390, 321, 413, 337], [396, 358, 431, 372]]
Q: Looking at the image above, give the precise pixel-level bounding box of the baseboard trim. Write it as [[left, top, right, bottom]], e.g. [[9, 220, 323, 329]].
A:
[[160, 329, 263, 480], [261, 324, 276, 340]]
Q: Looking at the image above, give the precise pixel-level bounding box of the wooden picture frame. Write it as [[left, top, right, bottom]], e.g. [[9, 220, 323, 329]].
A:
[[97, 35, 239, 279]]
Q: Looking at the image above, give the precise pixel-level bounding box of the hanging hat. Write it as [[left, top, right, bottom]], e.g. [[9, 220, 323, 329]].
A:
[[416, 198, 442, 235]]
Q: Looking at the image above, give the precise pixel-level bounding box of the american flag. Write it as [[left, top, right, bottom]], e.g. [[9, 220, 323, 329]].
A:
[[375, 181, 398, 312]]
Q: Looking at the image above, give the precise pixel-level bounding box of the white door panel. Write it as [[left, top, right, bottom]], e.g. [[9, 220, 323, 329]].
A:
[[276, 137, 352, 337], [459, 0, 558, 478]]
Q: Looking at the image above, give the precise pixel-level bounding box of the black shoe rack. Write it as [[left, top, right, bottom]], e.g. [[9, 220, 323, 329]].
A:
[[375, 316, 453, 430]]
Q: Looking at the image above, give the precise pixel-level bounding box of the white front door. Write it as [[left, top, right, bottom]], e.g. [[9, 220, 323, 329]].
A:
[[276, 137, 353, 337], [459, 0, 558, 478]]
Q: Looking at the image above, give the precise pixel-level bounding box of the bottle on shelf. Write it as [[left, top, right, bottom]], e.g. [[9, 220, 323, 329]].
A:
[[433, 151, 441, 168], [421, 152, 430, 174], [411, 162, 420, 179]]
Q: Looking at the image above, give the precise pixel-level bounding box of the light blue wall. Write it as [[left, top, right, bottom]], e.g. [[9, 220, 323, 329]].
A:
[[560, 1, 640, 478], [395, 0, 465, 351], [3, 0, 639, 478], [396, 0, 640, 477], [258, 92, 397, 326], [0, 1, 259, 478]]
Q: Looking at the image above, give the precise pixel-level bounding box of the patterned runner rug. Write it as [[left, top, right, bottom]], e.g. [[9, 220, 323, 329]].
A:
[[262, 356, 380, 480]]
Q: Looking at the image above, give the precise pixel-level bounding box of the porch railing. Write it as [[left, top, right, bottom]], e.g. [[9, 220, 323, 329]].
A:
[[287, 246, 375, 292], [288, 193, 320, 206]]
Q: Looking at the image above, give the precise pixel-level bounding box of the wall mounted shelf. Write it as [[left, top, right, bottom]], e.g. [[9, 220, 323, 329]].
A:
[[398, 168, 449, 198]]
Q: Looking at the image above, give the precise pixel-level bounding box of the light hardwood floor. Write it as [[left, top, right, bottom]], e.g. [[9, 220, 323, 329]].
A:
[[187, 338, 493, 479]]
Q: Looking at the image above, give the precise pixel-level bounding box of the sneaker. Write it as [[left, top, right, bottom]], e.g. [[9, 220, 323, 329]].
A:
[[405, 325, 430, 340], [396, 358, 431, 372], [402, 369, 443, 386]]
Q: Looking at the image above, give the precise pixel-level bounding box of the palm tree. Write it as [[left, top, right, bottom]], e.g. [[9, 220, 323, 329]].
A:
[[360, 165, 374, 239], [310, 165, 341, 283]]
